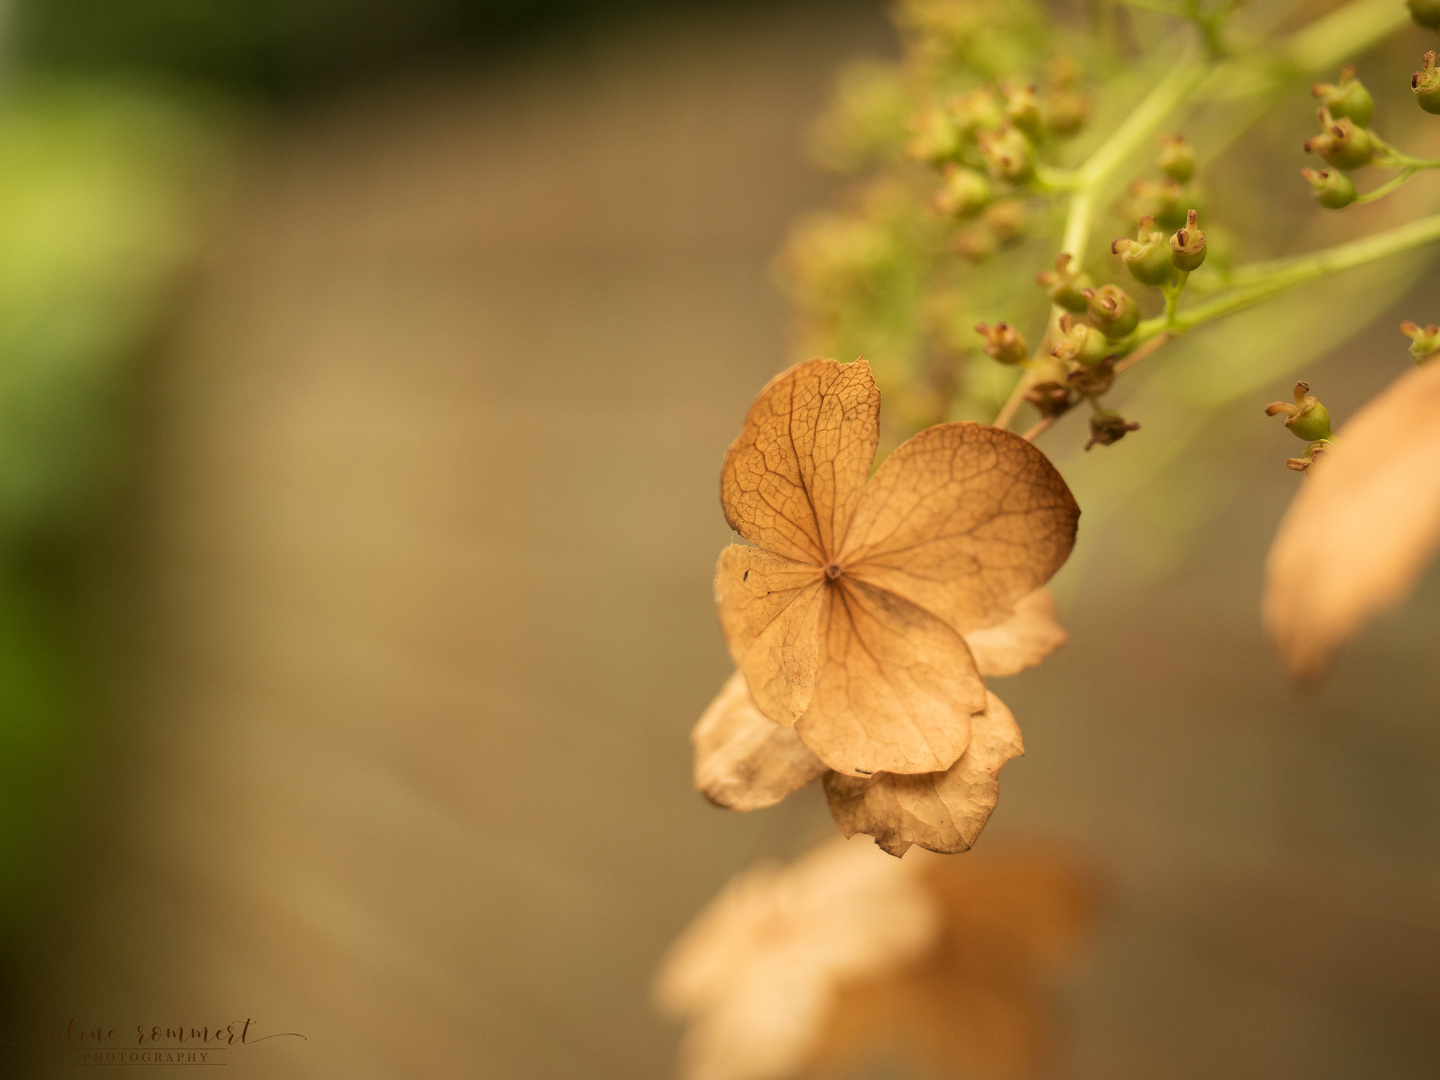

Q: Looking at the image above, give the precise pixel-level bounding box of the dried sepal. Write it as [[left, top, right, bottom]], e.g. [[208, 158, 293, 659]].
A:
[[1264, 358, 1440, 681], [963, 589, 1067, 678], [822, 691, 1024, 857], [714, 359, 1079, 779], [693, 671, 827, 811]]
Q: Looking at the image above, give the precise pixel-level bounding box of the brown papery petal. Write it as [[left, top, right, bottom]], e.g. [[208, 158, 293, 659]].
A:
[[796, 578, 986, 777], [721, 358, 881, 565], [822, 691, 1024, 857], [693, 671, 828, 811], [1265, 359, 1440, 681], [839, 424, 1079, 636], [715, 545, 825, 724], [963, 589, 1066, 678]]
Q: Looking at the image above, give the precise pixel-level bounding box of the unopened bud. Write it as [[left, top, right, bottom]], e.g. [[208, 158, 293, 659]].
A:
[[1400, 319, 1440, 362], [1036, 253, 1092, 314], [1052, 313, 1110, 366], [1125, 177, 1186, 230], [907, 103, 962, 164], [1169, 209, 1206, 271], [1082, 284, 1139, 339], [934, 166, 991, 218], [948, 87, 1004, 136], [1023, 381, 1073, 418], [1002, 83, 1041, 135], [984, 199, 1027, 243], [974, 321, 1028, 365], [1312, 65, 1374, 127], [955, 223, 997, 262], [1264, 381, 1333, 442], [1413, 52, 1440, 115], [1304, 107, 1375, 171], [1111, 216, 1174, 286], [1301, 167, 1356, 209], [1158, 135, 1194, 183], [976, 125, 1034, 183], [1085, 409, 1140, 450], [1038, 72, 1090, 139], [1408, 0, 1440, 31]]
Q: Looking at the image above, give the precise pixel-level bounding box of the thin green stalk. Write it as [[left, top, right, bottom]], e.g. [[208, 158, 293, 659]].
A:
[[1354, 169, 1416, 205]]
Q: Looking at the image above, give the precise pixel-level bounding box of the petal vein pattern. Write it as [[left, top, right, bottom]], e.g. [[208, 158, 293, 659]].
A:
[[797, 578, 985, 777], [715, 545, 825, 724], [721, 359, 881, 565], [840, 423, 1079, 636]]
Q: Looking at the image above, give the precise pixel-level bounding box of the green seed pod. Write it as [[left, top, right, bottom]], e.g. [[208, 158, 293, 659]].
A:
[[1111, 216, 1175, 286], [933, 166, 992, 218], [1408, 0, 1440, 31], [1300, 167, 1356, 209], [1312, 66, 1374, 128], [1035, 253, 1092, 314], [1169, 209, 1207, 272], [1400, 319, 1440, 362], [1264, 381, 1334, 442], [1052, 313, 1110, 367], [1083, 285, 1140, 340], [976, 125, 1034, 183], [1413, 52, 1440, 115], [974, 321, 1028, 365], [1303, 108, 1375, 171], [1157, 135, 1194, 183]]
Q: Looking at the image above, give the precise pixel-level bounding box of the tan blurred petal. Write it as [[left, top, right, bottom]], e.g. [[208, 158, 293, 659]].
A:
[[797, 578, 986, 777], [812, 849, 1097, 1080], [693, 671, 828, 811], [821, 691, 1023, 856], [1264, 358, 1440, 681], [840, 423, 1080, 636], [714, 545, 824, 724], [720, 358, 880, 565], [963, 589, 1066, 678], [655, 838, 939, 1080]]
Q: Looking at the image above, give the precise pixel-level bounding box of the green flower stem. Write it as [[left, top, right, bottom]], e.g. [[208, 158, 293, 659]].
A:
[[1373, 141, 1440, 171], [1110, 213, 1440, 381], [1354, 169, 1417, 205], [996, 53, 1208, 429], [1162, 271, 1190, 326]]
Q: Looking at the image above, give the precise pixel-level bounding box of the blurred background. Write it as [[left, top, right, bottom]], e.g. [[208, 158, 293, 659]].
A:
[[0, 0, 1436, 1077]]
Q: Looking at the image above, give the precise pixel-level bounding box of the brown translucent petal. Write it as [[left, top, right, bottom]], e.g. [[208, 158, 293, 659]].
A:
[[1264, 359, 1440, 681], [962, 588, 1066, 678], [720, 358, 881, 565], [714, 545, 825, 724], [692, 671, 828, 811], [796, 578, 986, 777], [839, 423, 1079, 636], [821, 691, 1023, 856], [811, 849, 1096, 1080]]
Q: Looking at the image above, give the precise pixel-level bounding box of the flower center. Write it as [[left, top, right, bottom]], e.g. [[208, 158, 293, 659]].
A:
[[823, 562, 844, 581]]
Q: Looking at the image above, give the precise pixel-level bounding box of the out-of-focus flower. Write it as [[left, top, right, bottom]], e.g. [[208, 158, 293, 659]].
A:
[[1265, 339, 1440, 681], [656, 839, 1096, 1080]]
